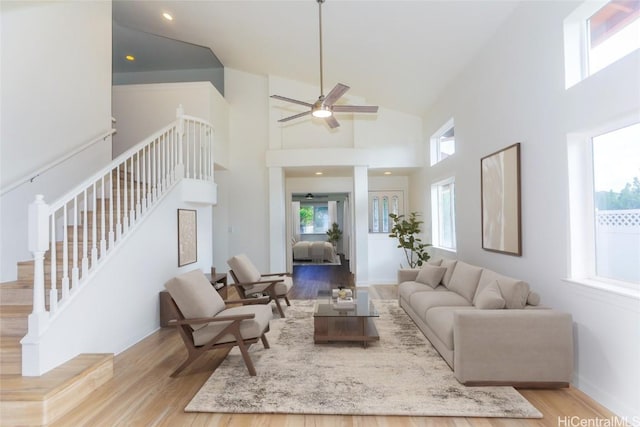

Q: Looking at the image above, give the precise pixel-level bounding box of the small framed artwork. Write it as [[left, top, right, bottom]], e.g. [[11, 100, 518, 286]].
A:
[[481, 143, 522, 256], [177, 209, 197, 266]]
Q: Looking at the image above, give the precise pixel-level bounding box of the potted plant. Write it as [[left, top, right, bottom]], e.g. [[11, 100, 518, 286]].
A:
[[326, 222, 342, 248], [388, 212, 431, 268]]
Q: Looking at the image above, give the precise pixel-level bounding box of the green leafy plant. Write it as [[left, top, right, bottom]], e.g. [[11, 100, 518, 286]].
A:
[[326, 222, 342, 246], [299, 206, 313, 227], [388, 212, 431, 268]]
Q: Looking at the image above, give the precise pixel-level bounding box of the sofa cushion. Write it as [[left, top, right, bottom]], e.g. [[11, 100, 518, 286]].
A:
[[427, 258, 443, 266], [416, 265, 447, 288], [425, 307, 475, 351], [227, 254, 261, 284], [440, 259, 458, 286], [474, 280, 506, 309], [446, 261, 483, 302], [410, 290, 471, 319], [165, 269, 225, 331], [399, 281, 435, 301], [474, 269, 530, 309]]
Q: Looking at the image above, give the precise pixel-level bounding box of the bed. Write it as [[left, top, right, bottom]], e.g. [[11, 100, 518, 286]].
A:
[[292, 241, 336, 263]]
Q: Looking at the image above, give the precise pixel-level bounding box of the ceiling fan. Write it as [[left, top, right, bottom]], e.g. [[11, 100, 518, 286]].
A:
[[270, 0, 378, 129]]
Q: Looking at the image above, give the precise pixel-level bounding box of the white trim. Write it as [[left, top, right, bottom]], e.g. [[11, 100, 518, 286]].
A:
[[563, 278, 640, 301]]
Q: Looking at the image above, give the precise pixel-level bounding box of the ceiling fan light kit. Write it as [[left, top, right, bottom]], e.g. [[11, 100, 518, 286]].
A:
[[270, 0, 378, 129]]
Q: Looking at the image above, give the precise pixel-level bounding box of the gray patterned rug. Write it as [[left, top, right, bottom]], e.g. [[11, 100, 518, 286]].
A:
[[185, 299, 542, 418]]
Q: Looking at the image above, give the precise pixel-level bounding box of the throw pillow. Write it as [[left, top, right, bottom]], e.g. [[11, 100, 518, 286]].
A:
[[527, 291, 541, 306], [440, 259, 458, 287], [427, 258, 443, 266], [496, 279, 530, 309], [415, 265, 447, 288], [446, 261, 483, 302], [474, 280, 506, 309]]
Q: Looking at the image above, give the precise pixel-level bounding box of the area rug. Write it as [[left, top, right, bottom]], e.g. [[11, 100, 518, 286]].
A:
[[185, 300, 542, 418]]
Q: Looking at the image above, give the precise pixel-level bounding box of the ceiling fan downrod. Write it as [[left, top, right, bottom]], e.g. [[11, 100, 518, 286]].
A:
[[317, 0, 325, 98]]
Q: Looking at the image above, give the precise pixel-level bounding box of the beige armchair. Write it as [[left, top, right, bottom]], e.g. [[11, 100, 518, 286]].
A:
[[165, 269, 272, 377], [227, 254, 293, 317]]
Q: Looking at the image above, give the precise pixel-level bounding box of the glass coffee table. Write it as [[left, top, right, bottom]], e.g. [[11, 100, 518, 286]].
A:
[[313, 289, 380, 347]]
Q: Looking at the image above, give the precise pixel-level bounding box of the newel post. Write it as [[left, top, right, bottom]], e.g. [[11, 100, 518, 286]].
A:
[[176, 104, 185, 179], [27, 194, 50, 335]]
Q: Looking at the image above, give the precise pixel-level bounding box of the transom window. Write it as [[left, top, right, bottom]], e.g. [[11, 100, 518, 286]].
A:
[[588, 0, 640, 75], [430, 118, 455, 166], [564, 0, 640, 88]]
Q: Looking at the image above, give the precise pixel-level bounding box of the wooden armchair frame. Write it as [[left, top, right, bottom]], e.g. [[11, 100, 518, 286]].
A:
[[167, 296, 270, 377], [228, 270, 292, 317]]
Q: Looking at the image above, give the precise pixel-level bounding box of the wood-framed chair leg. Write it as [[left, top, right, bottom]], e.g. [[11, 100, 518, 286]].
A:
[[235, 334, 257, 376], [272, 295, 285, 317], [284, 296, 291, 306], [261, 334, 270, 349]]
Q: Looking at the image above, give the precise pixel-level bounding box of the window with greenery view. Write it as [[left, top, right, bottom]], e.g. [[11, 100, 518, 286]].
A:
[[300, 204, 329, 234]]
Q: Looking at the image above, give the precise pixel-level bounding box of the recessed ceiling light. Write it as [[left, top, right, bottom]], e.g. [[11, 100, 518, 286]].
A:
[[162, 12, 173, 21], [384, 171, 392, 175], [125, 55, 135, 61], [315, 171, 323, 175]]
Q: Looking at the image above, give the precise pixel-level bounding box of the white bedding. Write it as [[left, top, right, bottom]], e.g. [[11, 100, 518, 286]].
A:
[[292, 241, 336, 262]]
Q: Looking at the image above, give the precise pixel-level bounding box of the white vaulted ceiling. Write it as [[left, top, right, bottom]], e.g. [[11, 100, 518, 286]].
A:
[[112, 0, 520, 116]]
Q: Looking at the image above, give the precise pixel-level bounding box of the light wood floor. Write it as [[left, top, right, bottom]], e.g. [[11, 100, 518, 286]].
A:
[[51, 270, 618, 427]]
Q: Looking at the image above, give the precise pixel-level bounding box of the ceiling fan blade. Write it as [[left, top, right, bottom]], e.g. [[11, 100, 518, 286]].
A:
[[332, 105, 379, 113], [325, 115, 340, 129], [278, 110, 312, 123], [323, 83, 350, 106], [271, 95, 313, 108]]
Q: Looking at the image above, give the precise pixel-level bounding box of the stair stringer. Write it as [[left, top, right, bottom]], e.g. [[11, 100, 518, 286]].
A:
[[21, 178, 216, 376]]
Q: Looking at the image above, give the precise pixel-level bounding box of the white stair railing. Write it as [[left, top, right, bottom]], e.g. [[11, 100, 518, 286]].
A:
[[24, 105, 215, 338]]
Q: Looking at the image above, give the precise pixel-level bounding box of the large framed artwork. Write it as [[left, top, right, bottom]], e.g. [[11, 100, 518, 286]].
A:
[[481, 143, 522, 256], [177, 209, 197, 266]]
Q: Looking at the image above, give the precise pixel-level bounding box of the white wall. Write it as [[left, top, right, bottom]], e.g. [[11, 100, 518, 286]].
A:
[[421, 1, 639, 419], [111, 82, 230, 168], [224, 69, 271, 271], [0, 1, 113, 281], [22, 179, 214, 375], [368, 175, 412, 283]]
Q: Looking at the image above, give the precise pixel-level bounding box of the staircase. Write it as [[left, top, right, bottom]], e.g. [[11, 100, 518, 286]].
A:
[[0, 171, 135, 425], [0, 107, 216, 425]]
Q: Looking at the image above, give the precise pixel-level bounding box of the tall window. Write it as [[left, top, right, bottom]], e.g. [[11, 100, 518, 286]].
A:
[[430, 118, 455, 166], [564, 0, 640, 88], [568, 120, 640, 292], [431, 178, 456, 250], [300, 204, 329, 234], [592, 122, 640, 283]]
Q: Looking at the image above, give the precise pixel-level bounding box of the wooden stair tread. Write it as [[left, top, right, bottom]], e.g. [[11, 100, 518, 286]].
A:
[[0, 305, 31, 316], [0, 353, 113, 400], [0, 280, 23, 289]]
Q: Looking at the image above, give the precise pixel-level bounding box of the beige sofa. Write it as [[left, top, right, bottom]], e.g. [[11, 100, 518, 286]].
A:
[[398, 259, 573, 387]]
